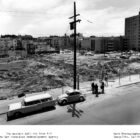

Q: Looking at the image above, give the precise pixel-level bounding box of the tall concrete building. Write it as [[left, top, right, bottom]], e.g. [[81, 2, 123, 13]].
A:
[[125, 11, 140, 51]]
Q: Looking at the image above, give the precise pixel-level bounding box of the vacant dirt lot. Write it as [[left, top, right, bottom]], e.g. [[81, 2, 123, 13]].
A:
[[0, 52, 140, 99]]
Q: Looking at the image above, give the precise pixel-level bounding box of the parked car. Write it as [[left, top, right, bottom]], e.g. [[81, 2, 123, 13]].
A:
[[57, 89, 86, 105], [120, 55, 130, 59], [7, 93, 56, 121], [85, 52, 94, 56]]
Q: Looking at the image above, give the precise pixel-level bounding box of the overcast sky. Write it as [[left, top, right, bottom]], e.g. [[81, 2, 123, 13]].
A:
[[0, 0, 140, 37]]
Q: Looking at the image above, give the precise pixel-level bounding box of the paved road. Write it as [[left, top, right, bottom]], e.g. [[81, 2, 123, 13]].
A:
[[0, 83, 140, 125], [62, 84, 140, 125]]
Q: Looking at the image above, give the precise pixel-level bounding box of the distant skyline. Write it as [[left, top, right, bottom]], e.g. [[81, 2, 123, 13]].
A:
[[0, 0, 140, 37]]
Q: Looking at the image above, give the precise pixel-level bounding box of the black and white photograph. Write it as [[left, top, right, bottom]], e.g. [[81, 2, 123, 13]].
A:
[[0, 0, 140, 139]]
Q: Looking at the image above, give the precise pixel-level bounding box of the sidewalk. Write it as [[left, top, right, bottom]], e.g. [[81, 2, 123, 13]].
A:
[[78, 74, 140, 92], [106, 74, 140, 89], [25, 74, 140, 97]]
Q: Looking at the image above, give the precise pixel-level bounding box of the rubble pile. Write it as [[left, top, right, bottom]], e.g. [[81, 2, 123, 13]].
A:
[[0, 54, 140, 99], [0, 59, 66, 97]]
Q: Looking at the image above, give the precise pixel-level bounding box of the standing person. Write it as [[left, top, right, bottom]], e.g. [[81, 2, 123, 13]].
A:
[[91, 82, 95, 94], [94, 84, 99, 97], [105, 74, 108, 86], [101, 81, 105, 94]]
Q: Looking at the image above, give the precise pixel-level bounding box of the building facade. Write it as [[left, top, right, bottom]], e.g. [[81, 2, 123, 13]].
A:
[[80, 37, 95, 51], [80, 36, 125, 53], [125, 11, 140, 51]]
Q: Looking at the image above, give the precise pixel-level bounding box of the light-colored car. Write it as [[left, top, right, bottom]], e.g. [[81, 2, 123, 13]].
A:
[[7, 93, 56, 121], [85, 52, 94, 56], [57, 89, 86, 105]]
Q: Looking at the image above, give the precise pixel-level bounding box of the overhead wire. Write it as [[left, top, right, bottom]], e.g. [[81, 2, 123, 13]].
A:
[[80, 15, 93, 24]]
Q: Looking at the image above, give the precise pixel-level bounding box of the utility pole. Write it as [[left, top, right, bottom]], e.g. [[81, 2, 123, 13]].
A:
[[69, 1, 81, 117], [74, 2, 77, 90]]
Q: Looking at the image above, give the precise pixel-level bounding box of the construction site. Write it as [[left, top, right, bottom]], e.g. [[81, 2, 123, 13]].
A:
[[0, 51, 140, 100]]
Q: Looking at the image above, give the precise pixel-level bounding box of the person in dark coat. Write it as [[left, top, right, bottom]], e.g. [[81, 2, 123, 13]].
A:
[[94, 84, 99, 97], [91, 82, 95, 94], [105, 75, 108, 86], [100, 81, 105, 94]]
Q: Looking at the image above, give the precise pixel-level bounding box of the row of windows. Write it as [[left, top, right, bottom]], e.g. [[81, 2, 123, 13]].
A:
[[24, 97, 52, 106]]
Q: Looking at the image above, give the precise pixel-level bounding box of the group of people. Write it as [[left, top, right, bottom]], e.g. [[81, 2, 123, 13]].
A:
[[91, 81, 105, 97]]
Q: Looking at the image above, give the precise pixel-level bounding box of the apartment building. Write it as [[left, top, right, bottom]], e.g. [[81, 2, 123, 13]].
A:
[[80, 36, 126, 53], [125, 11, 140, 51], [80, 37, 95, 51]]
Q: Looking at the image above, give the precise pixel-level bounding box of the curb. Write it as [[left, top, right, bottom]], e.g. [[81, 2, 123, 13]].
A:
[[116, 81, 140, 88]]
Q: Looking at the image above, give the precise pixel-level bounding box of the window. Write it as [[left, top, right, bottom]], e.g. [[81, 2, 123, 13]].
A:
[[41, 97, 53, 102], [69, 92, 75, 96], [48, 97, 53, 101], [74, 92, 80, 95], [25, 100, 41, 106], [41, 99, 48, 102]]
